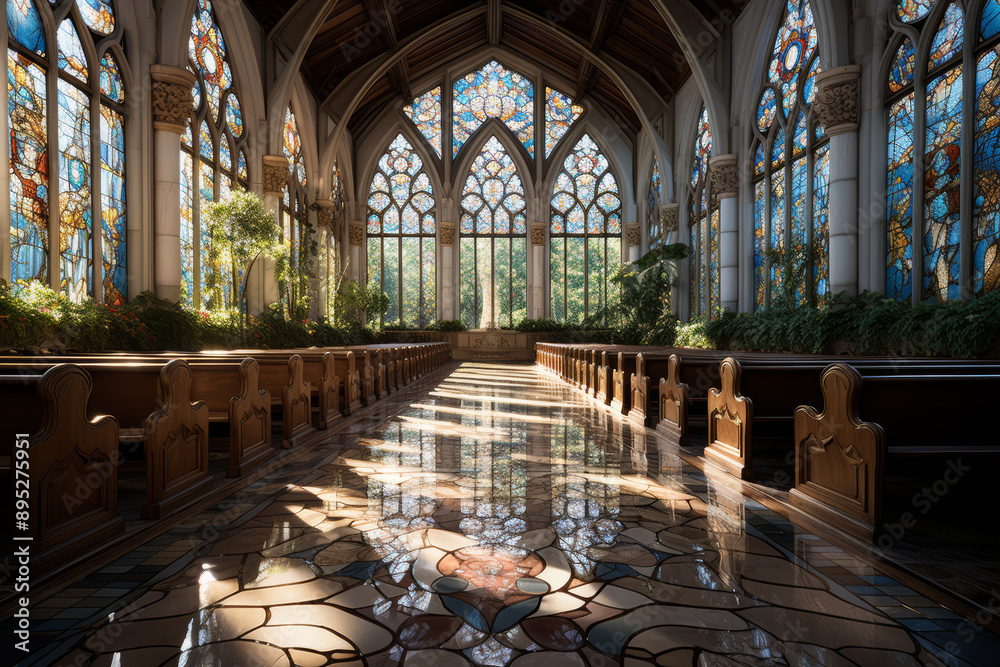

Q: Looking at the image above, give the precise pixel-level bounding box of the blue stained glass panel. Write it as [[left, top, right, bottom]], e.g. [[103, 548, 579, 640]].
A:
[[983, 0, 1000, 40], [923, 66, 963, 301], [58, 79, 93, 301], [100, 105, 127, 304], [768, 0, 817, 117], [887, 94, 914, 300], [898, 0, 934, 23], [790, 156, 807, 305], [58, 20, 89, 83], [770, 166, 786, 305], [544, 86, 584, 158], [8, 49, 48, 287], [813, 143, 830, 305], [928, 4, 964, 71], [889, 38, 916, 93], [757, 88, 777, 132], [100, 52, 125, 103], [8, 0, 46, 56], [974, 46, 1000, 295], [453, 60, 534, 157], [404, 87, 442, 157], [79, 0, 115, 35], [754, 180, 766, 309]]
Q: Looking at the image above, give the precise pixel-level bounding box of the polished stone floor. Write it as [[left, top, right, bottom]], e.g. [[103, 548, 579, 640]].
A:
[[19, 362, 1000, 666]]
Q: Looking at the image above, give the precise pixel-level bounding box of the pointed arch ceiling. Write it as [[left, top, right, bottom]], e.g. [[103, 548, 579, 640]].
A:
[[244, 0, 751, 138]]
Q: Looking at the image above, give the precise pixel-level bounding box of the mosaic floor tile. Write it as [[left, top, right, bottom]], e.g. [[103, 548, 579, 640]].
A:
[[16, 363, 1000, 665]]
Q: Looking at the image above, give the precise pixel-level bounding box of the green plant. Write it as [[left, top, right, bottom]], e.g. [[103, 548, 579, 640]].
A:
[[514, 317, 565, 332], [427, 319, 467, 332], [334, 280, 391, 327]]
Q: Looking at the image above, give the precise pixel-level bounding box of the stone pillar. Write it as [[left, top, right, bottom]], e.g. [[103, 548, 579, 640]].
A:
[[625, 222, 641, 263], [348, 221, 364, 282], [253, 155, 289, 312], [530, 222, 546, 318], [815, 65, 861, 297], [151, 65, 196, 302], [313, 200, 335, 319], [710, 154, 739, 312], [440, 222, 456, 320], [663, 204, 680, 313]]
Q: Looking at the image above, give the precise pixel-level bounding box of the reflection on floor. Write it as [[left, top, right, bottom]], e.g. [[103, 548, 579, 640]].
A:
[[22, 363, 1000, 666]]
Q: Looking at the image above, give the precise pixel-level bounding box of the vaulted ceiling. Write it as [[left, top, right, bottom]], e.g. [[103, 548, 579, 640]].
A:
[[246, 0, 750, 139]]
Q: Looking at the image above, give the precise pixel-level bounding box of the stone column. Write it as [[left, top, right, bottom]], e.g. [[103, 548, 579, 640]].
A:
[[815, 65, 861, 297], [440, 221, 456, 320], [663, 204, 680, 313], [625, 222, 641, 263], [710, 154, 739, 312], [312, 200, 335, 319], [348, 221, 364, 282], [151, 65, 196, 302], [253, 155, 289, 312], [530, 222, 546, 318]]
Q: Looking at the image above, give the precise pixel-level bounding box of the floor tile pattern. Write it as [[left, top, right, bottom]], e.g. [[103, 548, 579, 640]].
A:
[[13, 363, 1000, 666]]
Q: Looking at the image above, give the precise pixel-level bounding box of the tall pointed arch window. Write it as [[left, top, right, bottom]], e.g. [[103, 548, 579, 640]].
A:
[[280, 106, 310, 316], [180, 0, 249, 309], [324, 162, 344, 316], [647, 158, 663, 249], [8, 0, 128, 303], [459, 136, 527, 328], [367, 134, 436, 328], [689, 107, 719, 318], [550, 134, 622, 324], [453, 60, 533, 157], [751, 0, 829, 311], [885, 0, 1000, 302]]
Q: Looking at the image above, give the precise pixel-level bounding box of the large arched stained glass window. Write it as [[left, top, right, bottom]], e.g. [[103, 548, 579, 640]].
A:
[[459, 136, 527, 328], [647, 157, 663, 249], [689, 107, 720, 318], [8, 0, 128, 303], [550, 134, 622, 324], [180, 0, 249, 309], [280, 106, 311, 317], [367, 134, 436, 327], [453, 60, 533, 157], [751, 0, 829, 311], [885, 0, 1000, 302]]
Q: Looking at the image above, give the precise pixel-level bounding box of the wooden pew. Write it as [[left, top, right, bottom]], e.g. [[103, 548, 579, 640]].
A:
[[0, 365, 123, 571], [791, 363, 1000, 539]]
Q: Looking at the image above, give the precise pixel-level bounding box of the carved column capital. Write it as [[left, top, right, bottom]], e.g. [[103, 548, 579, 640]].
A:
[[440, 221, 456, 247], [311, 200, 335, 230], [661, 204, 679, 233], [262, 155, 289, 196], [625, 222, 641, 248], [348, 220, 364, 247], [709, 154, 738, 199], [530, 221, 546, 246], [814, 65, 861, 137], [150, 65, 197, 134]]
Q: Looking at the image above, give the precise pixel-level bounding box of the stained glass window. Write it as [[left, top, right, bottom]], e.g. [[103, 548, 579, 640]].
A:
[[751, 0, 828, 311], [368, 135, 436, 327], [8, 0, 128, 303], [460, 136, 526, 328], [181, 0, 249, 308], [647, 158, 663, 249], [689, 107, 719, 318], [403, 87, 442, 158], [544, 87, 584, 158], [550, 134, 622, 324], [885, 0, 1000, 301], [453, 60, 533, 157]]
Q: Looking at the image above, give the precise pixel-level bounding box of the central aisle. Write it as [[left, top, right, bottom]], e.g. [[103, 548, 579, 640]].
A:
[[41, 362, 975, 665]]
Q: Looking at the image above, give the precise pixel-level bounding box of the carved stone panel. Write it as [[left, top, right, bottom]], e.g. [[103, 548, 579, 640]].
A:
[[150, 65, 196, 134], [705, 358, 754, 480], [228, 357, 274, 477], [790, 364, 885, 539], [440, 221, 456, 247], [814, 66, 861, 136], [662, 204, 679, 233], [263, 155, 290, 195], [349, 221, 364, 247], [709, 154, 738, 199], [530, 222, 546, 246], [656, 354, 690, 446], [625, 222, 641, 248]]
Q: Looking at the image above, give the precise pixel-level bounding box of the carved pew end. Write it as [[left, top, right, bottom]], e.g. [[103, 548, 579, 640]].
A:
[[227, 358, 274, 477], [704, 357, 755, 480], [790, 363, 885, 540]]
